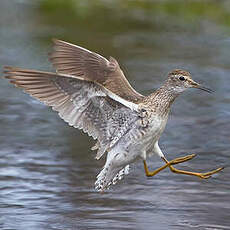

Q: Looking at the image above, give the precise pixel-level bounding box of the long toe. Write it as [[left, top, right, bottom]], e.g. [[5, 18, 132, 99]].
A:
[[170, 154, 196, 165], [202, 167, 224, 177]]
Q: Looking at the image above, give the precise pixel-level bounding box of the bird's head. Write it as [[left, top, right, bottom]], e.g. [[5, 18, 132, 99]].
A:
[[167, 69, 213, 94]]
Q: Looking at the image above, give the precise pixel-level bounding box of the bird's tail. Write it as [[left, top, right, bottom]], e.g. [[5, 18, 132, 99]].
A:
[[95, 164, 129, 192]]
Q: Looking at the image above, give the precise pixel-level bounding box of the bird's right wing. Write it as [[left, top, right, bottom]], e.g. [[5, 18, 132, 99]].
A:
[[4, 67, 141, 159], [50, 39, 144, 103]]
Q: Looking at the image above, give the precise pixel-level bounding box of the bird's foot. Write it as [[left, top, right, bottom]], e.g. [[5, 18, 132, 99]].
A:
[[168, 164, 224, 179], [162, 154, 224, 179]]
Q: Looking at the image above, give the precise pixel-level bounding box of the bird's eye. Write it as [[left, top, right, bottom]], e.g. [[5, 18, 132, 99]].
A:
[[179, 76, 185, 81]]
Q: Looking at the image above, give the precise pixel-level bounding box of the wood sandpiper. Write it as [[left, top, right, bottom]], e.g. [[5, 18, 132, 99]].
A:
[[3, 39, 224, 192]]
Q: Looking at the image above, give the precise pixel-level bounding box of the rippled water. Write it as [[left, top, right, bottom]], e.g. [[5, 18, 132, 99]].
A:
[[0, 1, 230, 229]]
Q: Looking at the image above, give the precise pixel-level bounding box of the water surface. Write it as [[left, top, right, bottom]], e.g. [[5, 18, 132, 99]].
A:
[[0, 1, 230, 229]]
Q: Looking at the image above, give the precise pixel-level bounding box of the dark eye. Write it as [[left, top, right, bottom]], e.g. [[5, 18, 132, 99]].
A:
[[179, 76, 185, 81]]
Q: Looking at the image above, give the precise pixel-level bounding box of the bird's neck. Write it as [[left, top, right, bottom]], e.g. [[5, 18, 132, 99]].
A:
[[142, 82, 182, 116]]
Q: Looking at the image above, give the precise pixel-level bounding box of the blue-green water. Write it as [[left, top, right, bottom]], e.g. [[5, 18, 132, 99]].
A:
[[0, 1, 230, 229]]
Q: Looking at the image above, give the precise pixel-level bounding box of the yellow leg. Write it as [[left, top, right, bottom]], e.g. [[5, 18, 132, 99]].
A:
[[162, 157, 224, 179], [144, 154, 196, 177]]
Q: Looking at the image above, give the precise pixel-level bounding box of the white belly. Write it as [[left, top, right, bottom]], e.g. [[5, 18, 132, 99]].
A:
[[109, 114, 168, 165]]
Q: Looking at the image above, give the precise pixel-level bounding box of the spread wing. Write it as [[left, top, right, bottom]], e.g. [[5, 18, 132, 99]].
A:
[[3, 67, 140, 159], [50, 39, 144, 103]]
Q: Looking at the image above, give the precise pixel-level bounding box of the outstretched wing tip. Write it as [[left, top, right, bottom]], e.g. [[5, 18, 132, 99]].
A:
[[3, 65, 14, 72], [3, 66, 21, 77]]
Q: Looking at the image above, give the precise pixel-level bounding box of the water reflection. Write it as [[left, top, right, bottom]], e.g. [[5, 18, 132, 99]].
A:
[[0, 0, 230, 229]]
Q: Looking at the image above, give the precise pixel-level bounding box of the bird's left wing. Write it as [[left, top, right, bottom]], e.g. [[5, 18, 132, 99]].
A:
[[3, 67, 140, 159]]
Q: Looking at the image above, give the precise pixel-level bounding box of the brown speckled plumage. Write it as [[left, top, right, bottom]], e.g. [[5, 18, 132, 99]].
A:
[[3, 39, 222, 192]]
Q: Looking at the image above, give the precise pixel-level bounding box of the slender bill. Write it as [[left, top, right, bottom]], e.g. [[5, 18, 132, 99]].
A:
[[197, 85, 214, 93], [190, 79, 214, 93]]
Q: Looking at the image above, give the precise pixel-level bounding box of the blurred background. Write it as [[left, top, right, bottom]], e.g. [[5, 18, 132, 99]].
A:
[[0, 0, 230, 229]]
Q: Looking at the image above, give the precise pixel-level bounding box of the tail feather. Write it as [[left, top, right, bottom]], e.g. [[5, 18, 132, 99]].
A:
[[95, 164, 129, 192], [112, 165, 129, 185]]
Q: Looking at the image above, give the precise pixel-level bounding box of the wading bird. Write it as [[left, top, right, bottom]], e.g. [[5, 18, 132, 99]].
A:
[[3, 39, 223, 192]]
